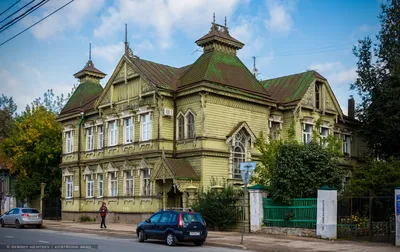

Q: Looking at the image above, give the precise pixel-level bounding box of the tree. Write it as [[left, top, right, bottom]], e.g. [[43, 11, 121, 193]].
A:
[[254, 119, 345, 203], [345, 158, 400, 196], [31, 87, 76, 114], [352, 0, 400, 159], [0, 106, 62, 200], [192, 180, 242, 230], [0, 95, 17, 140]]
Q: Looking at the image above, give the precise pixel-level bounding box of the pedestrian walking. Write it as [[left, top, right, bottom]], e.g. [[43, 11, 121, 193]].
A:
[[99, 202, 108, 228]]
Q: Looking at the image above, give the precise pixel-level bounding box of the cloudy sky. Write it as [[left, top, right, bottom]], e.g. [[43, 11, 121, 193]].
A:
[[0, 0, 382, 114]]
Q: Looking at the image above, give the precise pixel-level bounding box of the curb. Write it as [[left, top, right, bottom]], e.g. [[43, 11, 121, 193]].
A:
[[42, 225, 135, 238], [205, 241, 248, 250]]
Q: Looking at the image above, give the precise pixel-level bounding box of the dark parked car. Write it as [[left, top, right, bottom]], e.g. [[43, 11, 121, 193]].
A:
[[136, 208, 207, 246]]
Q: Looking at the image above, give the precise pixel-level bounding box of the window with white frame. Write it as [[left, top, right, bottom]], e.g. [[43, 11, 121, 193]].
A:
[[86, 127, 94, 151], [86, 175, 94, 198], [187, 112, 195, 139], [98, 174, 103, 197], [303, 124, 313, 144], [125, 171, 134, 196], [142, 169, 151, 196], [108, 121, 118, 146], [320, 127, 329, 147], [98, 126, 104, 149], [141, 114, 152, 141], [232, 130, 246, 179], [270, 122, 281, 140], [124, 118, 133, 144], [343, 135, 351, 156], [110, 172, 118, 197], [66, 176, 73, 198], [65, 131, 73, 153], [177, 115, 184, 140]]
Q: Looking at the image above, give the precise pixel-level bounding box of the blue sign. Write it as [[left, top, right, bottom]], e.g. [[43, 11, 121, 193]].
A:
[[396, 195, 400, 215], [240, 162, 256, 171], [240, 162, 256, 185]]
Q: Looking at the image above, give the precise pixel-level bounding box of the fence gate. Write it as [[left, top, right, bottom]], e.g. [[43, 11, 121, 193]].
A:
[[42, 196, 61, 220], [337, 195, 395, 243]]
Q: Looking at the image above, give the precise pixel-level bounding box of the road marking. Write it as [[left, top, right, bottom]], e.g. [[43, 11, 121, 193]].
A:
[[5, 236, 14, 238], [38, 241, 49, 243]]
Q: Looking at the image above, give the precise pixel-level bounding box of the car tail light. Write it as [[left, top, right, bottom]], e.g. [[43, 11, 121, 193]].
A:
[[203, 219, 207, 226], [21, 214, 29, 217], [38, 214, 41, 217], [178, 213, 183, 227]]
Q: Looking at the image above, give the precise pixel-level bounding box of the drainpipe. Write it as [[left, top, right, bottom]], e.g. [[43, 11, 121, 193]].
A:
[[77, 111, 84, 212], [173, 92, 177, 158]]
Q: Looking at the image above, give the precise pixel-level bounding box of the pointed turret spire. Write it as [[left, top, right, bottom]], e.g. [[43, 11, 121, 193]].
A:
[[73, 43, 106, 84], [213, 13, 215, 24], [224, 16, 227, 28]]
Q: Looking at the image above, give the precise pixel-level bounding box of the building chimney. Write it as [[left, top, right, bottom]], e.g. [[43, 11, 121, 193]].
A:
[[348, 96, 355, 118]]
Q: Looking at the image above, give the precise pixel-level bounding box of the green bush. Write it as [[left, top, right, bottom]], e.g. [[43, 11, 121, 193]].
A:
[[192, 183, 242, 231]]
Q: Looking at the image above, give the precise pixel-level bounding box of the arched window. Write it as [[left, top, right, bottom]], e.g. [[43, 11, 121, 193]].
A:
[[178, 115, 184, 140], [187, 112, 195, 139], [232, 130, 246, 179]]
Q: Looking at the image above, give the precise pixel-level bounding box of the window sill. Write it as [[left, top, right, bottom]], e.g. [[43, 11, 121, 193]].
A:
[[122, 144, 134, 151], [139, 141, 152, 148], [97, 196, 103, 199], [85, 151, 95, 157]]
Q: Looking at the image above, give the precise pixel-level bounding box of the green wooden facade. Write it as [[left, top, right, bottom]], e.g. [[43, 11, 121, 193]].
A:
[[57, 22, 366, 223]]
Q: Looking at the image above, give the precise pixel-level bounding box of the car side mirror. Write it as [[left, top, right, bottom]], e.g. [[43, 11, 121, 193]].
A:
[[145, 219, 151, 223]]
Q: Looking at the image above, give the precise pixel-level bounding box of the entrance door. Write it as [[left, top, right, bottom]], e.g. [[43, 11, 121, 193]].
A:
[[167, 185, 182, 208]]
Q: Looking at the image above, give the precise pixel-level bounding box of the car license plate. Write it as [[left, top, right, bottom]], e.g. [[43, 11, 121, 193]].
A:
[[190, 232, 200, 236]]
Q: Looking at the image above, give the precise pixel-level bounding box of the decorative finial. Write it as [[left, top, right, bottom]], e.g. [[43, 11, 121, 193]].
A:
[[162, 148, 165, 159], [213, 13, 215, 24], [89, 43, 91, 61], [124, 23, 128, 54], [225, 16, 227, 27]]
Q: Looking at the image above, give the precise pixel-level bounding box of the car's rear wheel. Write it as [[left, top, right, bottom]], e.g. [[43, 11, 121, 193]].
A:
[[194, 240, 205, 246], [0, 219, 4, 227], [15, 220, 22, 229], [166, 232, 176, 246], [137, 230, 145, 242]]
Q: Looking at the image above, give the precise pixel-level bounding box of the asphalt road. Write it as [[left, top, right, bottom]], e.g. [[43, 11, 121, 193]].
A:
[[0, 226, 247, 252]]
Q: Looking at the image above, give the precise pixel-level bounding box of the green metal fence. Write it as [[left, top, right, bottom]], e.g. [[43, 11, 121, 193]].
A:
[[263, 198, 317, 229]]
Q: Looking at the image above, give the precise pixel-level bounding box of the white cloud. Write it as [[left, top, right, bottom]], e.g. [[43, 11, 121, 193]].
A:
[[136, 40, 154, 53], [94, 0, 241, 48], [0, 64, 74, 112], [308, 62, 342, 72], [92, 43, 124, 64], [22, 0, 105, 40], [265, 0, 295, 35], [330, 68, 358, 84]]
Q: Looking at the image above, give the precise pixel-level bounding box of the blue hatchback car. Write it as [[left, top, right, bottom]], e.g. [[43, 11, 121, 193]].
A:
[[136, 208, 207, 246]]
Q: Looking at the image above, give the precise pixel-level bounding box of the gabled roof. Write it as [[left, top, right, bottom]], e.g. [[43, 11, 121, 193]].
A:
[[163, 158, 199, 180], [261, 70, 326, 106], [59, 81, 103, 116], [177, 50, 274, 101], [126, 56, 190, 90]]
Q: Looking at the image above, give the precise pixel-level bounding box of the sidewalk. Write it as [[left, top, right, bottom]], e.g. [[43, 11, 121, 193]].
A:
[[42, 220, 399, 252]]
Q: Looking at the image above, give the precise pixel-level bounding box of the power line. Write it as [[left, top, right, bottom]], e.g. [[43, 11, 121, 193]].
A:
[[275, 46, 352, 57], [0, 0, 21, 17], [0, 0, 50, 33], [275, 43, 354, 56], [0, 0, 35, 24], [0, 0, 74, 48]]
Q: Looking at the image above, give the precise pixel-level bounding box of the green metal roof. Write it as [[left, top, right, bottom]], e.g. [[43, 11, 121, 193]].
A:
[[60, 81, 103, 115], [261, 70, 326, 105], [178, 50, 273, 100]]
